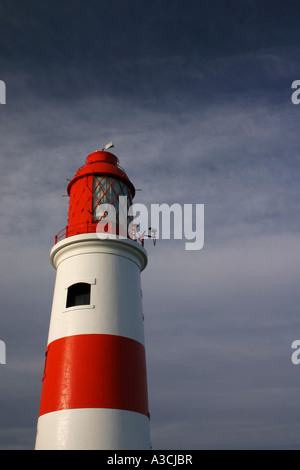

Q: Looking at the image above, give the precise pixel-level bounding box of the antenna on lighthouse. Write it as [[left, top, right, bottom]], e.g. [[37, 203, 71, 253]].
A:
[[149, 227, 157, 246], [139, 227, 157, 246]]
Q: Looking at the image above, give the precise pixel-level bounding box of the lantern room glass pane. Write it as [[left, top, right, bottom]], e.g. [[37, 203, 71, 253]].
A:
[[92, 176, 132, 223]]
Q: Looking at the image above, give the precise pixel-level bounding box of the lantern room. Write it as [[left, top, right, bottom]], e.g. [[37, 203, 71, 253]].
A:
[[55, 150, 135, 243]]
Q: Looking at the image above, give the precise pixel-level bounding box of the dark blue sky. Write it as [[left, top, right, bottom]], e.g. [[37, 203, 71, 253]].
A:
[[2, 0, 299, 104], [1, 0, 300, 449]]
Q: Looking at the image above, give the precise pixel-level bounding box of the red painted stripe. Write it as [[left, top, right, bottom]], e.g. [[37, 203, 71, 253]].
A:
[[38, 334, 149, 418]]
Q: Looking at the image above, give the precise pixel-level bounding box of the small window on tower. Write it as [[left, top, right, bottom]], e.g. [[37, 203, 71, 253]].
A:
[[66, 282, 91, 308]]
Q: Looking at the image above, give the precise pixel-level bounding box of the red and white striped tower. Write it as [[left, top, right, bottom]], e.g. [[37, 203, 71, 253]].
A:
[[35, 149, 151, 450]]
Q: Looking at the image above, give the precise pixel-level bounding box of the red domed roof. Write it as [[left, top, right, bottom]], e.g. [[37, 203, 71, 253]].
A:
[[67, 150, 135, 198]]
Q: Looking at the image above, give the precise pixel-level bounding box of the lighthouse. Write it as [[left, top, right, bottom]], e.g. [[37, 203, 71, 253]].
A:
[[35, 148, 151, 450]]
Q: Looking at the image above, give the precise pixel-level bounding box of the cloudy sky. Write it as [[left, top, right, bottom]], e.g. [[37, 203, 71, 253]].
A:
[[1, 0, 300, 449]]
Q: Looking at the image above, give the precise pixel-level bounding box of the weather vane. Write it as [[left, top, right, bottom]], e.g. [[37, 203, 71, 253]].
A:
[[102, 141, 114, 151]]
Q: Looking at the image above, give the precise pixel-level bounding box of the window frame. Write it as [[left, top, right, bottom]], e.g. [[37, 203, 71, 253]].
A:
[[64, 278, 96, 312]]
